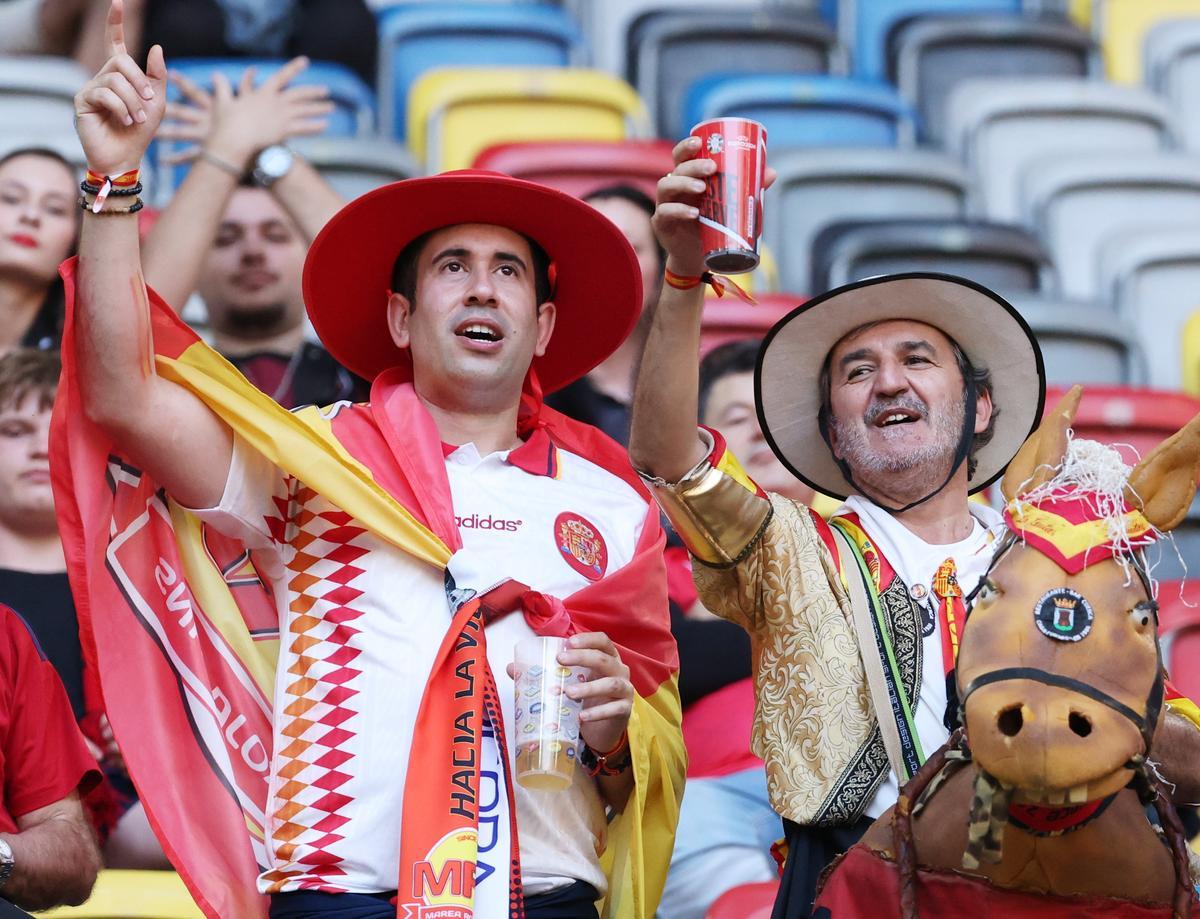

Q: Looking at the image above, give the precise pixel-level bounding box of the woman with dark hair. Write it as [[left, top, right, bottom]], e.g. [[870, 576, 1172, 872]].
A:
[[0, 147, 79, 352]]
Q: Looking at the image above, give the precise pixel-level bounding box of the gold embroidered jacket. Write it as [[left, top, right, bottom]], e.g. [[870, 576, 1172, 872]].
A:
[[643, 430, 924, 826]]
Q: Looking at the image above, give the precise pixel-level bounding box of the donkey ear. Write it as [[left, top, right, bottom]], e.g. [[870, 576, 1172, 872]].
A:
[[1125, 412, 1200, 532], [1001, 386, 1083, 504]]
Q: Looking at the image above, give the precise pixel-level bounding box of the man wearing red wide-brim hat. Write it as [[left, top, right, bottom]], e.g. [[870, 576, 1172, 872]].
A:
[[52, 11, 684, 919]]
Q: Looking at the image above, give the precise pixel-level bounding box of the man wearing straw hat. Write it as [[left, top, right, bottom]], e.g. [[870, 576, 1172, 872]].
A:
[[629, 138, 1200, 917], [52, 6, 684, 918]]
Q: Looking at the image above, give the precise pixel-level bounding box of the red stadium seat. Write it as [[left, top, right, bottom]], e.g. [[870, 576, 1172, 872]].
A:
[[471, 139, 675, 198], [1158, 580, 1200, 704], [705, 879, 779, 919], [1043, 386, 1200, 466], [699, 294, 804, 357]]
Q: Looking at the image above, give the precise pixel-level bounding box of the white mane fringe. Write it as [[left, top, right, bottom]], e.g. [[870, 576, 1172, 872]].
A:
[[1009, 434, 1182, 593]]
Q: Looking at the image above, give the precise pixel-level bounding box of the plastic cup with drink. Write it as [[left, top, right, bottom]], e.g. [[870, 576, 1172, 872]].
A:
[[690, 117, 768, 275], [512, 636, 588, 792]]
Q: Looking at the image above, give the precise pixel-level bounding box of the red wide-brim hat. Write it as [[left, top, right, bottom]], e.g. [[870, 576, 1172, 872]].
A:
[[302, 170, 643, 393]]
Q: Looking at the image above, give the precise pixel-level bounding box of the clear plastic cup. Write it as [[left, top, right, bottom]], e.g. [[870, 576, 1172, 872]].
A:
[[512, 636, 588, 792]]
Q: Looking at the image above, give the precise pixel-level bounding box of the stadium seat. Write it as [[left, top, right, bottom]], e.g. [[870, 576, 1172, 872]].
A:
[[1097, 225, 1200, 389], [471, 139, 674, 198], [1010, 296, 1145, 384], [1042, 383, 1200, 462], [288, 137, 419, 200], [943, 77, 1175, 222], [852, 0, 1025, 80], [579, 0, 796, 76], [1184, 311, 1200, 397], [375, 4, 582, 140], [684, 75, 917, 151], [1144, 18, 1200, 151], [37, 869, 203, 918], [811, 219, 1057, 293], [1159, 580, 1200, 701], [407, 67, 649, 172], [766, 148, 969, 294], [0, 55, 89, 136], [705, 879, 779, 919], [1092, 0, 1200, 84], [890, 14, 1096, 144], [628, 8, 841, 137], [699, 294, 801, 357], [1022, 153, 1200, 300]]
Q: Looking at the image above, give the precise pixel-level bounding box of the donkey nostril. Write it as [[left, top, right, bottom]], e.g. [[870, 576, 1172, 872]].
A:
[[1069, 712, 1092, 738], [997, 706, 1023, 737]]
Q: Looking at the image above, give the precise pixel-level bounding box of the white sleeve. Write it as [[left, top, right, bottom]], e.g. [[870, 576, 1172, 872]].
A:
[[183, 434, 290, 550]]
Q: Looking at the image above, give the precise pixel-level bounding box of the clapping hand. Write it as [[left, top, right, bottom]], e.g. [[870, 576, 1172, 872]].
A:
[[156, 56, 334, 169], [73, 0, 167, 177]]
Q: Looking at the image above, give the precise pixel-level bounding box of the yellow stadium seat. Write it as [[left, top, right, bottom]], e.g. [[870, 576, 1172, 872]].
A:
[[1069, 0, 1091, 28], [407, 68, 650, 172], [1095, 0, 1200, 83], [37, 870, 203, 919], [1182, 309, 1200, 396]]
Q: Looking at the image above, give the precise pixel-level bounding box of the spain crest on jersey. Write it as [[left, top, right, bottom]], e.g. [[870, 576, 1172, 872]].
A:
[[554, 511, 608, 581]]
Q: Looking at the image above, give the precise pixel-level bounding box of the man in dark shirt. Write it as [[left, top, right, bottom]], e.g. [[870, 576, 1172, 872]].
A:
[[142, 55, 368, 409], [547, 185, 663, 445]]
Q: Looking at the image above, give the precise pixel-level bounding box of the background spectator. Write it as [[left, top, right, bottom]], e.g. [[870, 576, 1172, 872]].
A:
[[0, 148, 78, 352], [0, 601, 101, 913], [141, 0, 376, 86], [0, 349, 168, 871], [547, 185, 663, 445], [660, 340, 821, 919], [143, 57, 367, 409]]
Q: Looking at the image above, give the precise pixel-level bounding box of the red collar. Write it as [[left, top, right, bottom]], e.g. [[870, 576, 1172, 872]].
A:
[[440, 427, 559, 478], [1007, 795, 1115, 836]]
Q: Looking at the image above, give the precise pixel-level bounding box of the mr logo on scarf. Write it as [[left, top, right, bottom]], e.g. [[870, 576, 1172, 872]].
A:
[[399, 590, 520, 919]]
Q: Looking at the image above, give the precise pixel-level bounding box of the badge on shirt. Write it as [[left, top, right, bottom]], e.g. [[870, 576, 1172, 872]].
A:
[[554, 512, 608, 581]]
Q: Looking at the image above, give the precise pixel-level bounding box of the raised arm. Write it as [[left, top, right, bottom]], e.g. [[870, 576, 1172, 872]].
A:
[[73, 0, 232, 509], [628, 137, 717, 481], [142, 56, 337, 309]]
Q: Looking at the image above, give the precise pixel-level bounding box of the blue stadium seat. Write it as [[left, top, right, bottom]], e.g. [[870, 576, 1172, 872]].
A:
[[376, 3, 582, 140], [169, 58, 375, 136], [684, 74, 915, 149], [854, 0, 1024, 80], [629, 9, 840, 137]]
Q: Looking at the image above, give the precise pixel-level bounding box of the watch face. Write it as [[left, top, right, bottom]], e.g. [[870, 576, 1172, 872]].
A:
[[258, 146, 293, 179]]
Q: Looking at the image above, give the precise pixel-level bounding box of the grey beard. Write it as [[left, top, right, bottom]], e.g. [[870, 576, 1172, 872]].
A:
[[832, 394, 963, 479]]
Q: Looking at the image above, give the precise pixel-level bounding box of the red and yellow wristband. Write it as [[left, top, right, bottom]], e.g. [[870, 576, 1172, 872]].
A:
[[81, 168, 141, 214], [664, 268, 757, 304]]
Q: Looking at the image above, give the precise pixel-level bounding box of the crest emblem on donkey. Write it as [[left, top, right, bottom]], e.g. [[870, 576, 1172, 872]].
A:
[[816, 386, 1200, 918]]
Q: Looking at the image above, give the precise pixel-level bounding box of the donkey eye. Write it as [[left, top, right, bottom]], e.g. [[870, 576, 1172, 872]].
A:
[[1129, 602, 1155, 633], [976, 580, 1000, 605]]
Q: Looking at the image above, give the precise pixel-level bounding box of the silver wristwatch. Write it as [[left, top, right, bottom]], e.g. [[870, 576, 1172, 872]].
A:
[[251, 145, 295, 187], [0, 837, 15, 889]]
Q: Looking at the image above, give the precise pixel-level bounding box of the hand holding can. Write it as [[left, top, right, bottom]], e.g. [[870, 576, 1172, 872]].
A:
[[512, 636, 588, 792], [690, 118, 767, 274]]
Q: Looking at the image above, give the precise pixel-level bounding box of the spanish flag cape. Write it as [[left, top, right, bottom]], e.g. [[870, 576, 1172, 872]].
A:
[[50, 261, 685, 919]]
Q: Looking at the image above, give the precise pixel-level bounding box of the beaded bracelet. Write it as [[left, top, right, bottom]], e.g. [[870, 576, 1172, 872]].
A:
[[80, 180, 143, 197], [79, 195, 143, 215]]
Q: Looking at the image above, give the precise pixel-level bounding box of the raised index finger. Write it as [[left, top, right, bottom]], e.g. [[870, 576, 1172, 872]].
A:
[[106, 0, 127, 56]]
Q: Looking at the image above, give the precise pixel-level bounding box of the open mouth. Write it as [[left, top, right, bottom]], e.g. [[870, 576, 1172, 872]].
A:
[[872, 408, 922, 428], [455, 321, 504, 344]]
